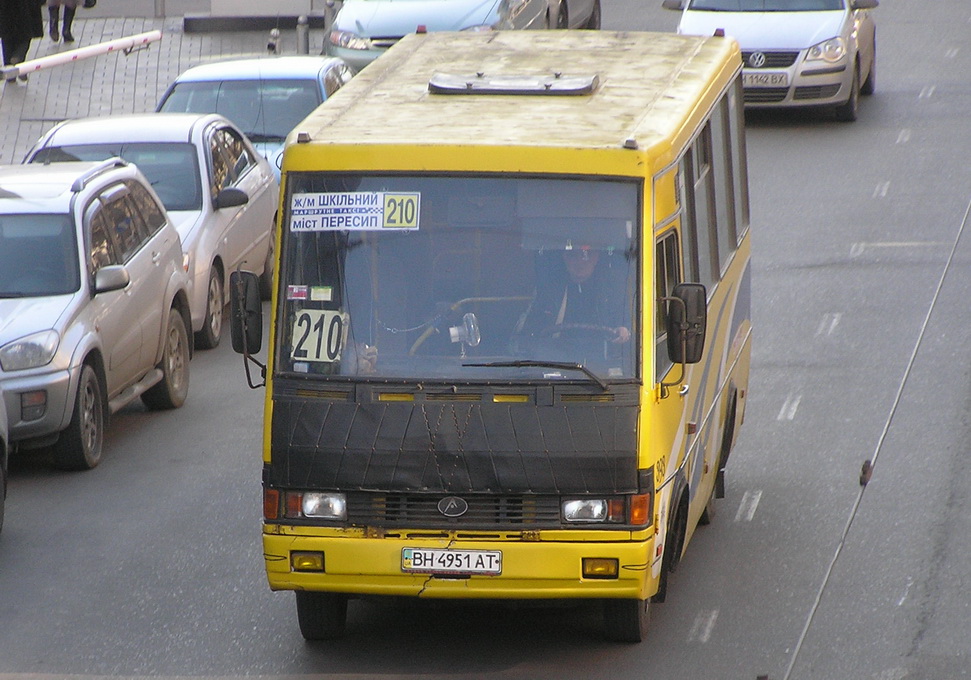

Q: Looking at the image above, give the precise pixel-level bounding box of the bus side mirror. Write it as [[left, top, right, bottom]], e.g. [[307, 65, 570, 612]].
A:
[[666, 282, 706, 365], [230, 270, 263, 354]]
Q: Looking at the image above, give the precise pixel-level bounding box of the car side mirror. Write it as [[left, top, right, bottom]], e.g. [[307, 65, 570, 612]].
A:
[[665, 282, 706, 365], [215, 186, 249, 210], [851, 0, 878, 8], [93, 265, 130, 294]]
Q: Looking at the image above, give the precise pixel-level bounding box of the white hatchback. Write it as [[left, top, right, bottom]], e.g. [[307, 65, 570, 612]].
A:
[[663, 0, 878, 121], [26, 113, 279, 349]]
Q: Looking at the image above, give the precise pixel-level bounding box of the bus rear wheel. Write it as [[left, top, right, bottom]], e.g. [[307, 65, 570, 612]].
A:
[[295, 591, 347, 640], [603, 598, 650, 643]]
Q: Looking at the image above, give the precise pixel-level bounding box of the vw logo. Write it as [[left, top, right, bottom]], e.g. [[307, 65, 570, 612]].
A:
[[438, 496, 469, 518], [748, 52, 767, 68]]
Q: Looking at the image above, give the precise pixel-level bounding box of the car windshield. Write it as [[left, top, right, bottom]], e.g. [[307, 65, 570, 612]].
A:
[[277, 173, 640, 383], [687, 0, 843, 9], [0, 214, 80, 297], [30, 143, 202, 212], [159, 79, 322, 141]]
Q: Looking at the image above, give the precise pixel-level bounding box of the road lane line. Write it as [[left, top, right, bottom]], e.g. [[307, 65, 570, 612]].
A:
[[688, 609, 719, 643], [777, 394, 801, 421], [734, 490, 763, 523]]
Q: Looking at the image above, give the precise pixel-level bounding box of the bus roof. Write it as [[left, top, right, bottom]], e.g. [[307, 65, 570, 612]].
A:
[[290, 30, 741, 158]]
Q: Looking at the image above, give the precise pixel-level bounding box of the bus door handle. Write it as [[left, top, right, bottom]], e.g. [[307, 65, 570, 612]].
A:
[[679, 384, 690, 396]]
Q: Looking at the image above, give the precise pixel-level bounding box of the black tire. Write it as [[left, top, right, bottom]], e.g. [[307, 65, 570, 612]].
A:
[[834, 64, 860, 122], [195, 266, 224, 350], [295, 591, 348, 641], [142, 308, 190, 411], [259, 233, 275, 301], [555, 0, 568, 28], [698, 486, 716, 526], [0, 453, 7, 534], [860, 42, 876, 96], [584, 0, 601, 29], [52, 364, 105, 471], [603, 598, 650, 643]]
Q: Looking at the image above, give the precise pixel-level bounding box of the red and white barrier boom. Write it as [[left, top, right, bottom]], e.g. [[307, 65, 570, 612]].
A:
[[1, 30, 162, 81]]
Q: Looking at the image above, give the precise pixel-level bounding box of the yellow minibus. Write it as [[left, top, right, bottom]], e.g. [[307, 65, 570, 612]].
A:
[[231, 28, 752, 643]]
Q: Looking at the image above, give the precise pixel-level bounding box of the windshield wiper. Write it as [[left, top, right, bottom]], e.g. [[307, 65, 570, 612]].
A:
[[463, 360, 609, 391]]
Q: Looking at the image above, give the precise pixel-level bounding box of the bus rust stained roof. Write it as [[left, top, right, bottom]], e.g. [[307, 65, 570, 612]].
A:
[[294, 30, 740, 152]]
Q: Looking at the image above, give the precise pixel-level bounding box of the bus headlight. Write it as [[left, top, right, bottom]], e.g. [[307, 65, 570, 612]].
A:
[[283, 491, 347, 520], [562, 494, 652, 525]]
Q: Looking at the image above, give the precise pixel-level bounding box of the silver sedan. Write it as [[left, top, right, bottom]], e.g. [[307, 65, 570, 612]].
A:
[[25, 113, 279, 349]]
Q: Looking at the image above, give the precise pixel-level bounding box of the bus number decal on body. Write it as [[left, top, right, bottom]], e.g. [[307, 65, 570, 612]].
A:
[[289, 192, 421, 231], [291, 309, 348, 362]]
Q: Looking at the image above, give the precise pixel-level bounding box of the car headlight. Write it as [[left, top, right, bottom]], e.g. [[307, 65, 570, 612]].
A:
[[806, 37, 846, 64], [329, 29, 372, 51], [0, 330, 60, 371]]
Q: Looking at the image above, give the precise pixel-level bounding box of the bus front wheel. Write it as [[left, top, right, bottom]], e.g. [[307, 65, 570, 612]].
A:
[[295, 591, 347, 641], [603, 598, 650, 643]]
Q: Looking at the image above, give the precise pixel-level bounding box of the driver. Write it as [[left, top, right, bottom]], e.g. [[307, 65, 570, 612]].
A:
[[518, 245, 630, 344]]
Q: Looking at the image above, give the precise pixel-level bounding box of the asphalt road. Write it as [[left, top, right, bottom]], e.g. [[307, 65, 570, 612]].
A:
[[3, 1, 971, 679]]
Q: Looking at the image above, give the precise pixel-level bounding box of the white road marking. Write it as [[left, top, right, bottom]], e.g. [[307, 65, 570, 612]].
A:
[[896, 129, 911, 144], [734, 489, 763, 523], [815, 313, 841, 337], [777, 393, 801, 421], [872, 181, 890, 198], [688, 609, 719, 643]]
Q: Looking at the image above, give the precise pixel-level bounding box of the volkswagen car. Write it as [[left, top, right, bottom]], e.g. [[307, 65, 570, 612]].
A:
[[663, 0, 878, 121]]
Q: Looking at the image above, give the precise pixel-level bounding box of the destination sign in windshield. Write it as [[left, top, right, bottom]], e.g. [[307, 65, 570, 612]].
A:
[[289, 191, 421, 231]]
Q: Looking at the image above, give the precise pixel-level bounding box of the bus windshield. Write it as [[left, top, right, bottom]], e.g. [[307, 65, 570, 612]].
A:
[[278, 173, 640, 383]]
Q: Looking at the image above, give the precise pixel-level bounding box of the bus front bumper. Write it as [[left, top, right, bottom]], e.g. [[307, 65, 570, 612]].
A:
[[263, 530, 658, 601]]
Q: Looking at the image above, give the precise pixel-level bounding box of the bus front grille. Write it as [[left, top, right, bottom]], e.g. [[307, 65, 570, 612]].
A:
[[346, 492, 562, 528]]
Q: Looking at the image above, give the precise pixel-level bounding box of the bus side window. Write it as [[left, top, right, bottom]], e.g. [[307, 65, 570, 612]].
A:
[[655, 231, 681, 380], [681, 125, 719, 291]]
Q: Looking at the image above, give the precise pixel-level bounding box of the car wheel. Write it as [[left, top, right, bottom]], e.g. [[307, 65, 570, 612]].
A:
[[259, 232, 275, 301], [834, 63, 860, 122], [52, 364, 105, 471], [555, 0, 568, 28], [142, 308, 190, 411], [584, 0, 602, 29], [295, 591, 348, 640], [0, 458, 5, 534], [603, 598, 650, 643], [861, 39, 876, 96], [195, 266, 224, 350]]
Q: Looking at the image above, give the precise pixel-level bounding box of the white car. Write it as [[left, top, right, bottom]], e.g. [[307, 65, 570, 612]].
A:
[[26, 113, 279, 349], [663, 0, 878, 121], [155, 56, 354, 179], [325, 0, 599, 72]]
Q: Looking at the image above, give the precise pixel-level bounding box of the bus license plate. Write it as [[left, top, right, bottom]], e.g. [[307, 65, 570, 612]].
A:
[[402, 548, 502, 575], [742, 71, 788, 88]]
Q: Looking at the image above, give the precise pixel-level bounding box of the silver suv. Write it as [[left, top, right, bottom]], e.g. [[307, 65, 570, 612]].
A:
[[0, 159, 193, 470]]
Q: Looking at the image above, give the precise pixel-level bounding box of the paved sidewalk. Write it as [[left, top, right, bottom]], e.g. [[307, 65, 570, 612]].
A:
[[0, 17, 326, 164]]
